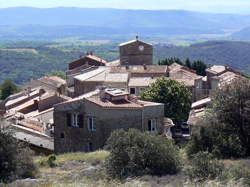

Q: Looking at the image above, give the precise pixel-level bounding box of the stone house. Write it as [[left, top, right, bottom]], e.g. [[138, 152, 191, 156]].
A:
[[54, 88, 165, 153], [68, 53, 107, 70]]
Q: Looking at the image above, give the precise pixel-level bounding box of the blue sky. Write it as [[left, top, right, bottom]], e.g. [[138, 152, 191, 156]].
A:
[[0, 0, 250, 14]]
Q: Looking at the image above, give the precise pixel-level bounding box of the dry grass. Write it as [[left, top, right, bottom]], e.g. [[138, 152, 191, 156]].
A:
[[0, 48, 38, 54]]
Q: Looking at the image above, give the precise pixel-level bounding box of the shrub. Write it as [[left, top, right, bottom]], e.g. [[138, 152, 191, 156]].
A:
[[0, 125, 37, 182], [105, 129, 181, 179], [186, 151, 224, 181], [47, 154, 57, 167]]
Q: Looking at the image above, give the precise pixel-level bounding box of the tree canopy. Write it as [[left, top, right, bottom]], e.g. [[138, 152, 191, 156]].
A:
[[140, 78, 192, 124], [105, 129, 180, 179], [0, 80, 18, 100], [187, 79, 250, 158], [158, 57, 208, 76]]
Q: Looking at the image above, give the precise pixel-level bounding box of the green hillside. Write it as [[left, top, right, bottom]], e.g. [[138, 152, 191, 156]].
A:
[[155, 40, 250, 73], [0, 40, 249, 85]]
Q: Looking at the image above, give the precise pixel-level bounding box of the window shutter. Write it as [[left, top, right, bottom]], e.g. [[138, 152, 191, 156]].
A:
[[67, 113, 71, 127], [78, 114, 83, 128]]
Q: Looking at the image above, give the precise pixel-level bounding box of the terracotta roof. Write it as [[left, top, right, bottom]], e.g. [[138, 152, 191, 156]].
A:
[[169, 68, 202, 86], [69, 55, 107, 66], [86, 55, 107, 64], [86, 97, 143, 109], [110, 65, 168, 74], [206, 65, 226, 74], [218, 71, 243, 86], [128, 77, 157, 87], [38, 76, 66, 87]]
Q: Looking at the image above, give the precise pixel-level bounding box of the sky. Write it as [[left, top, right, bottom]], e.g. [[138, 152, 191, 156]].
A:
[[0, 0, 250, 14]]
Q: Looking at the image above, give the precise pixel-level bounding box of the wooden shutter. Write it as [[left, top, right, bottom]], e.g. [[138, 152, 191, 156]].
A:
[[78, 114, 84, 128], [66, 113, 71, 127]]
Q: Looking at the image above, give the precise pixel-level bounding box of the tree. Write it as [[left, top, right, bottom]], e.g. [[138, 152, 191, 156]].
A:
[[105, 129, 180, 179], [191, 60, 207, 76], [0, 80, 18, 100], [0, 119, 36, 182], [140, 78, 192, 124], [187, 79, 250, 158], [184, 58, 191, 68]]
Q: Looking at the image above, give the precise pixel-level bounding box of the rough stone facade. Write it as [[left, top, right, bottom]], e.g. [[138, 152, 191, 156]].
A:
[[119, 40, 153, 66], [54, 97, 164, 153]]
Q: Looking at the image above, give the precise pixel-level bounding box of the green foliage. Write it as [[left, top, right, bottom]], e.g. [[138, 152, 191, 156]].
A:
[[47, 154, 57, 168], [158, 57, 207, 76], [105, 129, 180, 179], [0, 80, 18, 100], [187, 79, 250, 158], [47, 70, 66, 80], [0, 121, 36, 182], [140, 77, 192, 124], [186, 151, 224, 181], [0, 41, 119, 85], [155, 41, 250, 74]]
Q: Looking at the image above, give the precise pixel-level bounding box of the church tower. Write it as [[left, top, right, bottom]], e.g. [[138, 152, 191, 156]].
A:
[[119, 36, 153, 66]]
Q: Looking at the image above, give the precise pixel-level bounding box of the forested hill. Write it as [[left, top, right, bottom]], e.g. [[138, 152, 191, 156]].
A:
[[155, 41, 250, 72], [0, 40, 249, 85]]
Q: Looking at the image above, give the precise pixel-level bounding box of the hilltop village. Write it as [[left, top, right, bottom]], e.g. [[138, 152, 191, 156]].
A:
[[0, 38, 245, 154]]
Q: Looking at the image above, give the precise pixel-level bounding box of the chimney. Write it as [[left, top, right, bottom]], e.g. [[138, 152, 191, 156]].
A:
[[99, 86, 107, 101], [90, 51, 93, 55], [136, 35, 139, 40], [86, 51, 89, 55], [126, 65, 129, 70], [143, 64, 147, 70]]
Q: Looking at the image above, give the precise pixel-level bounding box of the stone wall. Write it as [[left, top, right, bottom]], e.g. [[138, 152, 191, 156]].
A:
[[120, 40, 153, 66], [54, 99, 164, 153]]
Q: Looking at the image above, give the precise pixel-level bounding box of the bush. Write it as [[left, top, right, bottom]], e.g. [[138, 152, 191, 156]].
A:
[[47, 154, 57, 167], [186, 125, 246, 159], [0, 125, 37, 182], [105, 129, 181, 179], [186, 151, 224, 181]]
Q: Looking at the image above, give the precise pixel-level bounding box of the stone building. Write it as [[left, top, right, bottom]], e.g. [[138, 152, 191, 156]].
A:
[[119, 38, 153, 65], [68, 53, 107, 70], [54, 88, 165, 153]]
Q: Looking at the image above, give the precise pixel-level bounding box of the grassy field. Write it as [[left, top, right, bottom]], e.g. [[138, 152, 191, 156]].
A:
[[4, 150, 249, 187]]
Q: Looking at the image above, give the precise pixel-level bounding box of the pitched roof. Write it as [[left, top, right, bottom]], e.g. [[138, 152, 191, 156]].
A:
[[74, 67, 106, 82], [86, 97, 143, 109], [69, 55, 107, 66], [119, 39, 152, 47], [110, 65, 168, 74], [206, 65, 226, 74], [128, 77, 157, 87]]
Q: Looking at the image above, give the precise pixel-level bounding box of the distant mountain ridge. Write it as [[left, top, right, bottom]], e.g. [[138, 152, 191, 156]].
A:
[[1, 7, 250, 39]]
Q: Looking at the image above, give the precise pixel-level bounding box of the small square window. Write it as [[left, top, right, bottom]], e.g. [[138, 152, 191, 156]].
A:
[[130, 88, 136, 94]]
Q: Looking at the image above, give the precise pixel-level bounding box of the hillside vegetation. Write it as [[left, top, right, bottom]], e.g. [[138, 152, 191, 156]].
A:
[[0, 40, 250, 85], [155, 40, 250, 72]]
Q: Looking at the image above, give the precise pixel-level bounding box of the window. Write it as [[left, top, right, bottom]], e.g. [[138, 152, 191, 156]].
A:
[[86, 142, 93, 152], [130, 87, 136, 94], [72, 113, 80, 127], [88, 117, 96, 131], [60, 133, 65, 139], [67, 113, 83, 128], [148, 119, 157, 132]]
